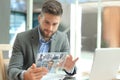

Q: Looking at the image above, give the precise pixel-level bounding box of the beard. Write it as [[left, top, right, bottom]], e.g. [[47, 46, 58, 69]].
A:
[[40, 28, 54, 39]]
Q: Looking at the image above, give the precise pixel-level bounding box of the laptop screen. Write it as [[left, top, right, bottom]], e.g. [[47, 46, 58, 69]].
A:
[[89, 48, 120, 80]]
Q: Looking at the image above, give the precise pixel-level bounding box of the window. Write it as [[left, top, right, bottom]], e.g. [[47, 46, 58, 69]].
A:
[[10, 0, 26, 45]]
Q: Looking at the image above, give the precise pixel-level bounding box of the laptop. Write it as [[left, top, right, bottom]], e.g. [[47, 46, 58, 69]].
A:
[[89, 48, 120, 80]]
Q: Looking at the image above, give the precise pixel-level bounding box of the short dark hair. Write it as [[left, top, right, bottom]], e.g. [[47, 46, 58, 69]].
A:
[[41, 0, 63, 16]]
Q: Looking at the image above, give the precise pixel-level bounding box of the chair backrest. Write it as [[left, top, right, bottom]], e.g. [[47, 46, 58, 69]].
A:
[[0, 44, 12, 80]]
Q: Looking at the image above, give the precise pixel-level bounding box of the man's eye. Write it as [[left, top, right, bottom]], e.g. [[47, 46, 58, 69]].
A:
[[53, 23, 57, 26], [45, 21, 49, 24]]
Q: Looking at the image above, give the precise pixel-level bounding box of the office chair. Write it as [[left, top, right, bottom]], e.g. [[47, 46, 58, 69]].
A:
[[0, 44, 12, 80]]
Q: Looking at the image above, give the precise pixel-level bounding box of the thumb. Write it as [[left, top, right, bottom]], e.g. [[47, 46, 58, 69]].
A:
[[73, 57, 79, 63], [31, 63, 36, 69]]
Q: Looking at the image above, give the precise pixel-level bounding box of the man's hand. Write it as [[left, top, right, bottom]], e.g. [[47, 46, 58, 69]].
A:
[[24, 63, 48, 80], [63, 55, 79, 72]]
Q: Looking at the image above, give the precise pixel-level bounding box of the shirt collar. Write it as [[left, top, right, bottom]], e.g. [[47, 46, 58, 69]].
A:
[[38, 26, 44, 41]]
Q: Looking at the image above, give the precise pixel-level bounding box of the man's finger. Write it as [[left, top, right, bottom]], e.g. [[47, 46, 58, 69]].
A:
[[73, 57, 79, 63], [69, 54, 72, 60], [66, 54, 72, 60], [31, 63, 36, 69]]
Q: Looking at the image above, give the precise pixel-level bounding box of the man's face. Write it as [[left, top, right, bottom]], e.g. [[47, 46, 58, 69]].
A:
[[38, 13, 61, 39]]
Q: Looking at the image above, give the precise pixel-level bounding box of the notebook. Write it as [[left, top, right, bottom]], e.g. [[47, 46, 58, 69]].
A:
[[89, 48, 120, 80]]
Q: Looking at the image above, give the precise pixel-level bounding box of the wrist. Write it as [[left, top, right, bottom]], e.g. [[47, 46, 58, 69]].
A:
[[19, 70, 26, 80], [66, 67, 74, 73]]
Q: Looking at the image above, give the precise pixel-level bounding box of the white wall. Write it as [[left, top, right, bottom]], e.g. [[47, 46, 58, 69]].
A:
[[0, 0, 10, 44]]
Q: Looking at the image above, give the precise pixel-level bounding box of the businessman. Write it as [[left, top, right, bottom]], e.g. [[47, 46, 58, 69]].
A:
[[8, 0, 79, 80]]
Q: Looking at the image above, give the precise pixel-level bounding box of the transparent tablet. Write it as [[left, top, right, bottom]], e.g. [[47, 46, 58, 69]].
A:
[[36, 52, 67, 73]]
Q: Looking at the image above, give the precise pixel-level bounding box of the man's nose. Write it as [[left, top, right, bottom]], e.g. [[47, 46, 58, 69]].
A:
[[48, 25, 53, 30]]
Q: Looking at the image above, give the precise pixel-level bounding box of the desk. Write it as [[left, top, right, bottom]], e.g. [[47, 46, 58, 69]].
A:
[[72, 72, 89, 80], [74, 72, 120, 80], [41, 72, 90, 80]]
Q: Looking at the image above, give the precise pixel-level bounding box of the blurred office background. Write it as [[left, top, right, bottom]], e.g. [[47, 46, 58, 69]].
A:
[[0, 0, 120, 78]]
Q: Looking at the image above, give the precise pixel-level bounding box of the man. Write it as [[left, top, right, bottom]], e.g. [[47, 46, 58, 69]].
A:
[[8, 0, 78, 80]]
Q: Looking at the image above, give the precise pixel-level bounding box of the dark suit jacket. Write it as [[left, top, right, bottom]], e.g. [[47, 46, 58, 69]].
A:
[[8, 27, 75, 80]]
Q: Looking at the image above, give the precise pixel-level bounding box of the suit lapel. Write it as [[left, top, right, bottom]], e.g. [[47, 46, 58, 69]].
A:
[[50, 32, 57, 52], [50, 39, 56, 52], [31, 28, 39, 62]]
